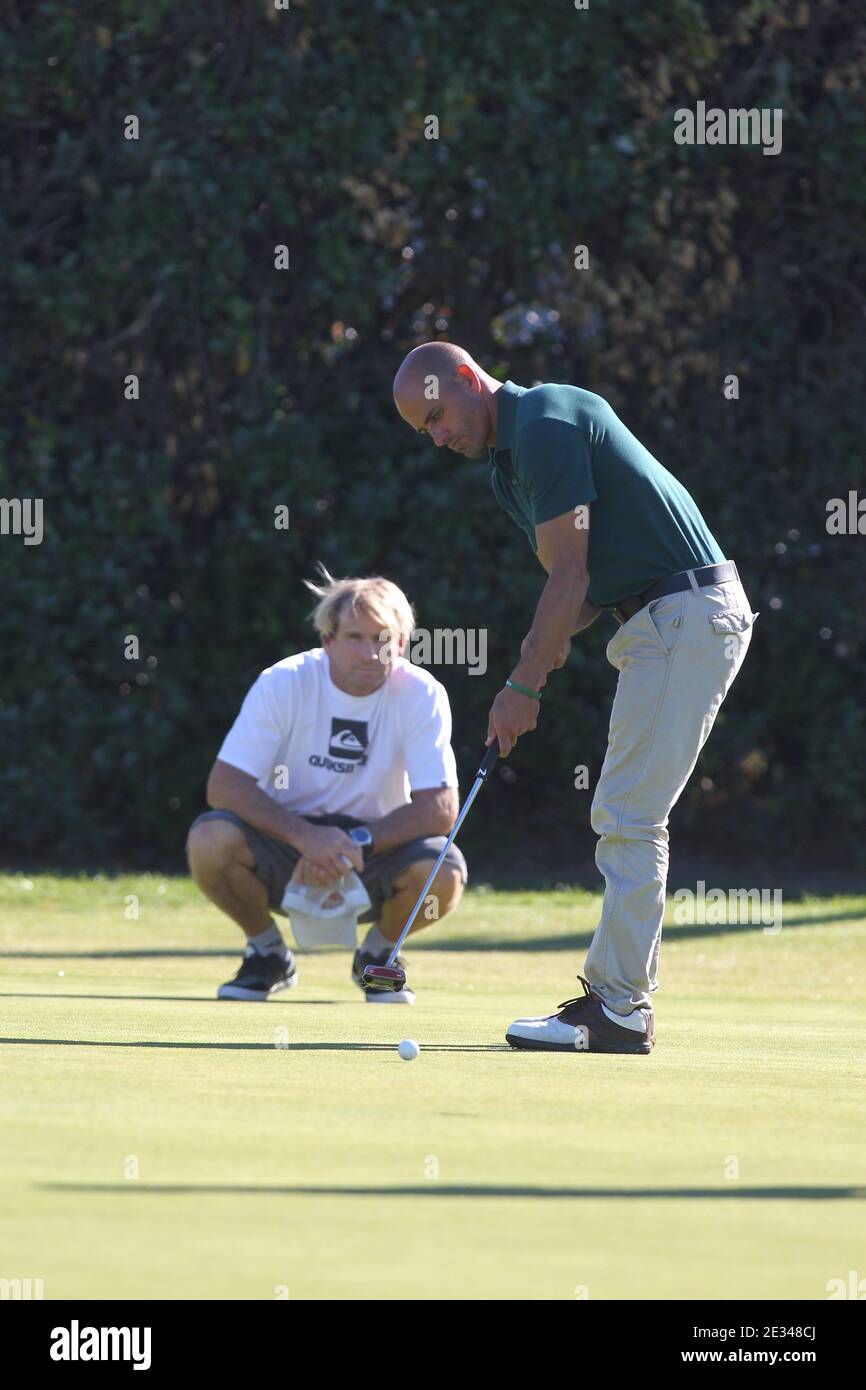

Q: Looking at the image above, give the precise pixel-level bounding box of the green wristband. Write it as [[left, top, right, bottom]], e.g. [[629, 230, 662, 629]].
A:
[[506, 678, 542, 701]]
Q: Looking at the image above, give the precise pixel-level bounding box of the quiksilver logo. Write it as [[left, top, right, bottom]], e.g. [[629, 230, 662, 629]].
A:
[[49, 1321, 151, 1370], [328, 718, 368, 762]]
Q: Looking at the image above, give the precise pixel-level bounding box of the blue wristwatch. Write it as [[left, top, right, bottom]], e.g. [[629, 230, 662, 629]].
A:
[[349, 826, 375, 863]]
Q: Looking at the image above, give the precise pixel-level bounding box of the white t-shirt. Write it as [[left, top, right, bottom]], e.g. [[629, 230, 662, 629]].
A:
[[216, 648, 459, 818]]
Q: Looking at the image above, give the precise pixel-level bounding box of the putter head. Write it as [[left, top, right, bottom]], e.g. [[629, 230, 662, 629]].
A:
[[362, 963, 406, 993]]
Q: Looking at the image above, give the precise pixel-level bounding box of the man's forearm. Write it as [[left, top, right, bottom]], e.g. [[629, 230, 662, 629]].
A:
[[207, 769, 312, 850], [208, 764, 451, 860], [365, 800, 452, 856], [510, 568, 589, 690]]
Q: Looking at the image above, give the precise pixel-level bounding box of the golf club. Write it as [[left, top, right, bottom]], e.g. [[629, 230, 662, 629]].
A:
[[362, 736, 501, 991]]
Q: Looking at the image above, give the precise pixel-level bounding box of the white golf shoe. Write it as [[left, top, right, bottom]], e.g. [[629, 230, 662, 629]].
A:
[[506, 975, 654, 1054]]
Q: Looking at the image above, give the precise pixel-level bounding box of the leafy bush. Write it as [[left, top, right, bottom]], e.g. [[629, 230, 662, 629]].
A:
[[1, 1, 863, 871]]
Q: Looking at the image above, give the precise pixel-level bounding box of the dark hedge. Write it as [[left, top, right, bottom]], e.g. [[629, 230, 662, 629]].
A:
[[1, 0, 864, 873]]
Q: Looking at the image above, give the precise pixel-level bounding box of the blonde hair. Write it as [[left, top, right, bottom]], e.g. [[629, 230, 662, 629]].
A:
[[303, 563, 416, 647]]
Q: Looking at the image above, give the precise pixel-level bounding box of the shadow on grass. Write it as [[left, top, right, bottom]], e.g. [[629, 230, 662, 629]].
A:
[[39, 1182, 866, 1201], [1, 1037, 509, 1052], [422, 908, 865, 954], [0, 906, 861, 963], [0, 993, 341, 1005], [0, 949, 245, 959]]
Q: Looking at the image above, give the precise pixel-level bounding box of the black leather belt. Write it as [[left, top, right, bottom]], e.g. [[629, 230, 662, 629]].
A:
[[610, 562, 739, 627]]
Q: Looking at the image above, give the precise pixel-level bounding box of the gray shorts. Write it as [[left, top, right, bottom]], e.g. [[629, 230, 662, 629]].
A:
[[188, 809, 468, 925]]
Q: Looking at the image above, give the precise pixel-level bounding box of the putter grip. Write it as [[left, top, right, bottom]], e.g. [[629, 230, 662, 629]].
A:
[[479, 737, 500, 777]]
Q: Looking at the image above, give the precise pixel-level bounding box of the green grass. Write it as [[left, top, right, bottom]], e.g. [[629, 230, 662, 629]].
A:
[[1, 873, 865, 1300]]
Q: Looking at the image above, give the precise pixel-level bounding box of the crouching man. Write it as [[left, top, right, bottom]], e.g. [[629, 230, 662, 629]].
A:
[[185, 567, 467, 1003]]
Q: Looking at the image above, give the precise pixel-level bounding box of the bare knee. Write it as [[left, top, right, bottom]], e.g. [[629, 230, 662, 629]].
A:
[[186, 818, 254, 875], [395, 861, 464, 919], [438, 864, 465, 912]]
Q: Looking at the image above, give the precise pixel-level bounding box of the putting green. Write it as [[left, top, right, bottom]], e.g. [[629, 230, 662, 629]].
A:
[[1, 873, 864, 1300]]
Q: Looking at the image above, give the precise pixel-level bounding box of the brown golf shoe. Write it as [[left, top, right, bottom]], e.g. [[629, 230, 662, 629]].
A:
[[506, 975, 654, 1054]]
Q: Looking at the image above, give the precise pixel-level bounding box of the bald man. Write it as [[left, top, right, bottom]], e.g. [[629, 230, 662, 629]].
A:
[[393, 343, 758, 1055]]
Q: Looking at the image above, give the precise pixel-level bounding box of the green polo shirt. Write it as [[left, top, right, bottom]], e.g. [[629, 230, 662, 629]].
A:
[[488, 380, 726, 607]]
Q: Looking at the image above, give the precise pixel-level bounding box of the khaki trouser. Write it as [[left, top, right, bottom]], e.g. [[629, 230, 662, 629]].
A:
[[584, 571, 758, 1015]]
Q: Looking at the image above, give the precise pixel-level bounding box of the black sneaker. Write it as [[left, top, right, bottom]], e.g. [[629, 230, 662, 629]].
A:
[[217, 946, 298, 1002], [505, 975, 654, 1054], [351, 946, 415, 1004]]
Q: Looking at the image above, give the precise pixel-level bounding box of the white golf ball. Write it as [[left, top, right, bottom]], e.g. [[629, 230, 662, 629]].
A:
[[397, 1039, 420, 1061]]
